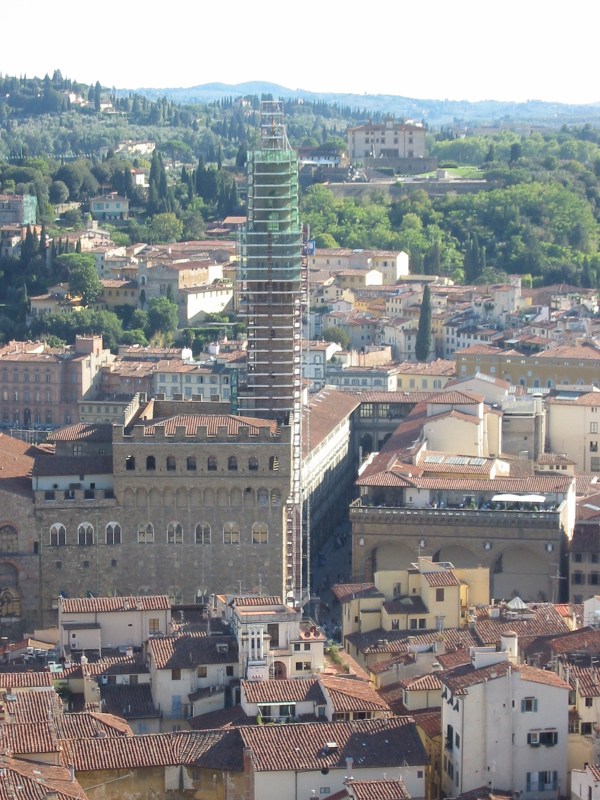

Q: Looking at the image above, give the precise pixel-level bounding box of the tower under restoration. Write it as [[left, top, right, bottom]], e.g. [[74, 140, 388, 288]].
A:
[[238, 101, 307, 603]]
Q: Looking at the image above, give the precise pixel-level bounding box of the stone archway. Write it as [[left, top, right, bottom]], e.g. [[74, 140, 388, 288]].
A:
[[273, 661, 286, 680], [492, 546, 551, 602], [432, 544, 479, 568]]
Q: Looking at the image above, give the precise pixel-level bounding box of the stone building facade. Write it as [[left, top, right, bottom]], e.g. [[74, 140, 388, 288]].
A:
[[34, 401, 292, 624], [0, 434, 42, 635]]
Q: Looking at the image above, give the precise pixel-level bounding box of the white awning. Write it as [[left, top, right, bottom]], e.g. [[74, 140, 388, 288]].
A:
[[519, 494, 546, 504], [491, 494, 521, 502]]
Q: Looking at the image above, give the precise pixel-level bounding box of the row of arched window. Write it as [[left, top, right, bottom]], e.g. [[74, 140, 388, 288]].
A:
[[125, 455, 279, 473], [50, 523, 122, 546], [121, 486, 283, 508], [49, 521, 268, 546]]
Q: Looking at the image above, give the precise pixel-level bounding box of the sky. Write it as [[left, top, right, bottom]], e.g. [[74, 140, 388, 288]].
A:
[[5, 0, 598, 105]]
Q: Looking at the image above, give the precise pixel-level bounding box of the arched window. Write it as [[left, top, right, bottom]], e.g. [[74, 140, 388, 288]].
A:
[[167, 522, 183, 544], [50, 524, 66, 547], [248, 457, 259, 471], [146, 455, 156, 471], [271, 489, 281, 507], [195, 523, 211, 544], [138, 523, 154, 544], [207, 456, 217, 471], [0, 588, 21, 618], [187, 456, 197, 471], [125, 455, 135, 471], [228, 456, 238, 472], [166, 456, 176, 472], [257, 488, 269, 506], [0, 525, 18, 553], [223, 522, 240, 544], [105, 523, 122, 545], [252, 523, 268, 544], [78, 523, 94, 546]]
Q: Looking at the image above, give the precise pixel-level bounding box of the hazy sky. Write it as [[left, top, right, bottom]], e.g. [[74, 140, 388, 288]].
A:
[[5, 0, 598, 105]]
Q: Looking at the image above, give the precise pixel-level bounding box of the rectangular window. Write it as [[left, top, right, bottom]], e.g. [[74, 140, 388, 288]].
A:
[[591, 422, 599, 434], [436, 588, 445, 602], [171, 668, 181, 681], [149, 618, 160, 634], [197, 666, 207, 678], [521, 697, 538, 712]]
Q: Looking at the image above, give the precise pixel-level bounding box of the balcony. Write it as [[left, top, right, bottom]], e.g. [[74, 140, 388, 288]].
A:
[[350, 498, 563, 528]]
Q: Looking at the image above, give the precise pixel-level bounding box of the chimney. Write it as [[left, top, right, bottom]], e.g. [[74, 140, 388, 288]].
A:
[[68, 764, 75, 783], [345, 756, 353, 777]]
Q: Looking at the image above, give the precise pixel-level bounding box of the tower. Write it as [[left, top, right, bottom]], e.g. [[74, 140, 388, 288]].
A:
[[238, 101, 307, 603]]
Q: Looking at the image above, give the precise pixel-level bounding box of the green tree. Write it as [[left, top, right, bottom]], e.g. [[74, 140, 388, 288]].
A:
[[64, 257, 102, 305], [322, 326, 351, 350], [49, 180, 69, 204], [147, 213, 183, 244], [415, 285, 432, 362], [147, 297, 178, 335]]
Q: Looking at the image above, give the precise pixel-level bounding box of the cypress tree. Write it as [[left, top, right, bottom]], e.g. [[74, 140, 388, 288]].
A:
[[415, 285, 432, 362]]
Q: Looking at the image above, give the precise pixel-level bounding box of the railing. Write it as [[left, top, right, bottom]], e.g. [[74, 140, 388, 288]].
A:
[[350, 498, 561, 523]]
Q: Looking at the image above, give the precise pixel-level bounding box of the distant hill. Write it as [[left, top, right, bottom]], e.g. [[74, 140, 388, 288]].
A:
[[122, 81, 600, 127]]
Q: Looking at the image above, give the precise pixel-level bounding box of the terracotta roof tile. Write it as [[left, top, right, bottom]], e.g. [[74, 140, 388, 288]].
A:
[[140, 414, 278, 437], [242, 678, 323, 705], [346, 628, 476, 656], [346, 777, 410, 800], [230, 595, 283, 607], [563, 664, 600, 697], [436, 648, 472, 670], [239, 717, 427, 771], [440, 661, 569, 695], [0, 687, 62, 722], [0, 721, 60, 755], [0, 672, 54, 688], [303, 390, 361, 455], [320, 675, 391, 714], [422, 571, 460, 588], [63, 729, 243, 771], [60, 595, 169, 614], [331, 584, 383, 604], [188, 706, 250, 730], [474, 603, 570, 646], [411, 708, 442, 739], [0, 756, 86, 800], [148, 633, 237, 670], [397, 673, 442, 692], [49, 423, 113, 442], [57, 711, 134, 740], [99, 683, 159, 719]]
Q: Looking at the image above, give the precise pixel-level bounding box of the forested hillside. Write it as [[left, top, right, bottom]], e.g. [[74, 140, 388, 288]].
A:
[[0, 71, 599, 349]]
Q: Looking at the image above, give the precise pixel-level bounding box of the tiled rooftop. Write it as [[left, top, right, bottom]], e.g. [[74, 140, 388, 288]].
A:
[[60, 595, 170, 614], [139, 414, 279, 437], [239, 717, 427, 772], [345, 777, 410, 800], [242, 678, 324, 705], [148, 633, 237, 670], [331, 584, 383, 604]]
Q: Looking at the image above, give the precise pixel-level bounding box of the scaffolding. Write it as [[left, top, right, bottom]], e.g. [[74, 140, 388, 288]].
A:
[[238, 101, 308, 604]]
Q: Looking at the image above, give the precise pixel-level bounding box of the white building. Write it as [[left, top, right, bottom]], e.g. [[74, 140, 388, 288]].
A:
[[572, 764, 600, 800], [58, 595, 171, 655], [440, 648, 569, 798]]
